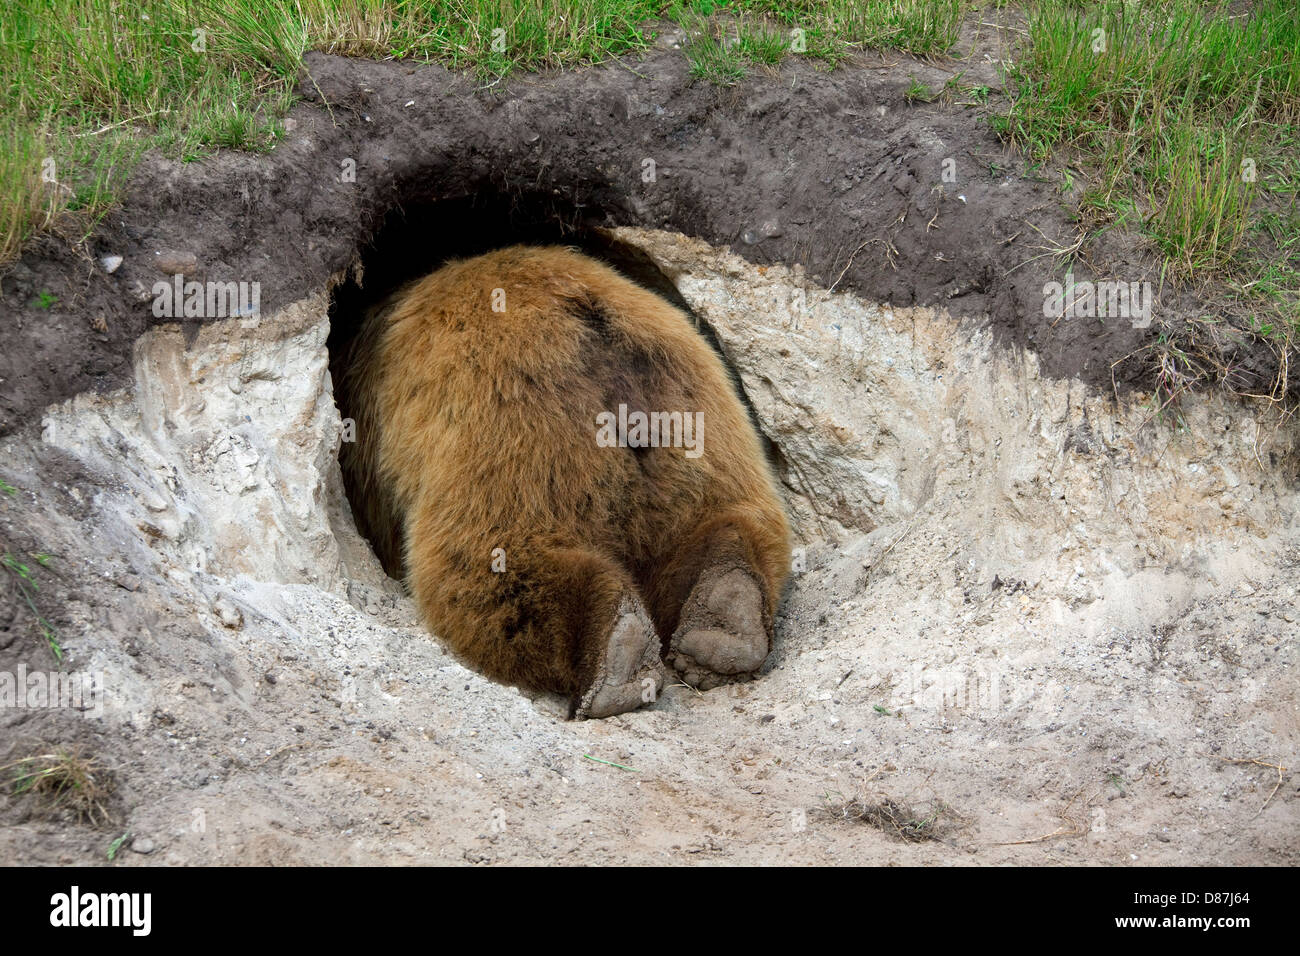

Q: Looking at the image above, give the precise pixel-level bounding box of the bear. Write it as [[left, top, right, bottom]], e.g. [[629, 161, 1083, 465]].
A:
[[335, 245, 791, 717]]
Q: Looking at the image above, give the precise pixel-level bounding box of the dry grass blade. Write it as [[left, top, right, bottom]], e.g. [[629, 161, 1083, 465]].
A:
[[995, 785, 1095, 846], [1214, 755, 1290, 818]]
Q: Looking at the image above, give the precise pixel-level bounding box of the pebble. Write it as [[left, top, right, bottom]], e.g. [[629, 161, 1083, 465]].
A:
[[213, 597, 243, 629], [152, 250, 198, 275]]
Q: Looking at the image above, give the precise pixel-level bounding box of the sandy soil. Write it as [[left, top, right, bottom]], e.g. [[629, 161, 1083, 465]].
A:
[[3, 229, 1297, 865]]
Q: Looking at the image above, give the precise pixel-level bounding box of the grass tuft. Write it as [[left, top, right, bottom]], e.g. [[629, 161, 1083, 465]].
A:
[[823, 793, 953, 842], [3, 747, 114, 825], [998, 0, 1299, 359], [1, 546, 63, 662]]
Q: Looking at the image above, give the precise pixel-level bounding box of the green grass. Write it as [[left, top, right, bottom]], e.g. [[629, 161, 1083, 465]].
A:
[[998, 0, 1300, 345], [904, 74, 939, 102], [736, 0, 963, 56], [677, 0, 964, 84], [1, 549, 63, 662], [1, 1, 970, 258], [0, 0, 667, 257], [107, 831, 131, 860]]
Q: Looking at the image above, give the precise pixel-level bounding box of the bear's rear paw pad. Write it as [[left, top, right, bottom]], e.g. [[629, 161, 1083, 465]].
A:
[[577, 598, 666, 719], [667, 567, 768, 689]]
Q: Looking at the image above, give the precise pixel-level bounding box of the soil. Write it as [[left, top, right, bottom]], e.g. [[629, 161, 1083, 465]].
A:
[[1, 29, 1297, 867], [7, 24, 1263, 439]]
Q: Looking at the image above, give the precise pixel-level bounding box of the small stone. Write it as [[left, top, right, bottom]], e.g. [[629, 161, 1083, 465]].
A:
[[99, 255, 123, 274], [654, 26, 687, 50], [213, 597, 243, 629], [152, 250, 198, 275], [115, 573, 141, 592], [130, 836, 155, 855]]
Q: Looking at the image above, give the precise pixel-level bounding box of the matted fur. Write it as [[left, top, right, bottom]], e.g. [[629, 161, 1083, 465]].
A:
[[337, 245, 790, 708]]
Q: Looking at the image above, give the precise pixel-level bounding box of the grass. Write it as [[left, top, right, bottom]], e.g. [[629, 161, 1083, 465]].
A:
[[737, 0, 963, 57], [997, 0, 1300, 377], [1, 548, 63, 662], [3, 747, 113, 825], [107, 831, 132, 860], [676, 0, 964, 84], [1, 478, 63, 660], [0, 1, 968, 257], [904, 74, 939, 102], [0, 0, 668, 258]]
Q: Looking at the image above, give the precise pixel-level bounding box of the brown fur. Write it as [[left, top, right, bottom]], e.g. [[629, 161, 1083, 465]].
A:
[[336, 245, 790, 711]]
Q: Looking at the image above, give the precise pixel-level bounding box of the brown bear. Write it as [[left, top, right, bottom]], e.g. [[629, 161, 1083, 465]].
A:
[[336, 245, 791, 717]]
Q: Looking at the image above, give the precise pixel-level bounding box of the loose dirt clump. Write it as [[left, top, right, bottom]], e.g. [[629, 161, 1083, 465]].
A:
[[823, 794, 956, 844]]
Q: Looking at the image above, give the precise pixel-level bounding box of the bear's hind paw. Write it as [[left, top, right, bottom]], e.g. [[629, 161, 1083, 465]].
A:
[[576, 598, 666, 719], [667, 568, 769, 690]]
